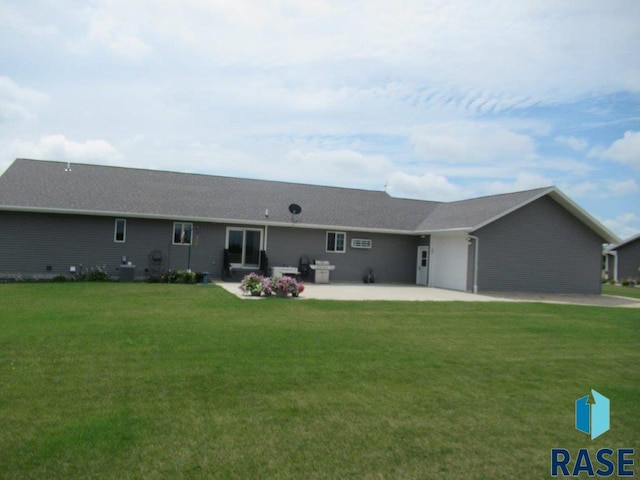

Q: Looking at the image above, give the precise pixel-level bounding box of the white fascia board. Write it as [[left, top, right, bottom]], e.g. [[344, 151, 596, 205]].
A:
[[267, 221, 417, 235], [0, 205, 247, 225], [0, 205, 417, 236], [413, 227, 471, 235]]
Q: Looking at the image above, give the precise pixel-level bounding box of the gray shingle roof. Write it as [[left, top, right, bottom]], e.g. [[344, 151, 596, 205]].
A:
[[0, 159, 437, 232], [0, 158, 619, 242]]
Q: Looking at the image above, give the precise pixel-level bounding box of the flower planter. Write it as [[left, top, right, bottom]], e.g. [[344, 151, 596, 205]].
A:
[[240, 273, 303, 299]]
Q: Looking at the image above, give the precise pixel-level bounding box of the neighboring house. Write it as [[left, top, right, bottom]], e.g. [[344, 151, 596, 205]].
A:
[[0, 158, 619, 294], [604, 233, 640, 282]]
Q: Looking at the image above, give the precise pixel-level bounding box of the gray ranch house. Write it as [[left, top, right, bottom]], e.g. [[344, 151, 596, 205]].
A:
[[0, 158, 619, 294], [604, 233, 640, 282]]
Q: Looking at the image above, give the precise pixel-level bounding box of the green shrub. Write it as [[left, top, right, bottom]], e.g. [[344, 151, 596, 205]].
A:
[[177, 270, 196, 284], [81, 266, 110, 282], [161, 269, 178, 283], [161, 269, 196, 284], [51, 275, 67, 282]]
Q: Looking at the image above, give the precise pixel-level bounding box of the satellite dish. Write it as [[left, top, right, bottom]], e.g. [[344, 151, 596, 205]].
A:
[[288, 204, 302, 215], [288, 203, 302, 223]]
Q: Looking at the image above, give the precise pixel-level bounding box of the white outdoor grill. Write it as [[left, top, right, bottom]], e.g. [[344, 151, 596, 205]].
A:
[[309, 260, 335, 284]]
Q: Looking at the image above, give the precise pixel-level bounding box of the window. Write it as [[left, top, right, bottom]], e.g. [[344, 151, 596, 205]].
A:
[[326, 231, 346, 253], [226, 228, 263, 267], [351, 238, 372, 249], [173, 222, 193, 245], [114, 219, 126, 243]]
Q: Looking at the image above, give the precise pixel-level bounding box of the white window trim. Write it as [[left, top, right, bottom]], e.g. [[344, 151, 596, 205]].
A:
[[172, 222, 193, 246], [225, 227, 264, 268], [326, 231, 346, 253], [114, 218, 126, 243]]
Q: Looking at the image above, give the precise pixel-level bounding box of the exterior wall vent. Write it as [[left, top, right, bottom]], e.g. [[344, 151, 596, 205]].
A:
[[351, 238, 372, 249]]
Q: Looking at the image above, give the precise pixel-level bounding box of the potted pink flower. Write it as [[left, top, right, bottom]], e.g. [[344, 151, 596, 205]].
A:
[[261, 276, 273, 296], [293, 282, 304, 297], [273, 276, 294, 297], [239, 273, 264, 296]]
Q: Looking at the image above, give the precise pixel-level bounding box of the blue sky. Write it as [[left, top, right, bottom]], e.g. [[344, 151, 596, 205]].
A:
[[1, 0, 639, 240]]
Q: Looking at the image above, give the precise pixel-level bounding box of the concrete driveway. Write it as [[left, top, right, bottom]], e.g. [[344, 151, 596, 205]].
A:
[[215, 282, 640, 307], [217, 282, 507, 302]]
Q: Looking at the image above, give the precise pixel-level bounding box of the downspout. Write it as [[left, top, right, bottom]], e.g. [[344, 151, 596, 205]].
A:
[[261, 224, 269, 276], [610, 251, 618, 282], [264, 225, 269, 251], [468, 235, 479, 294]]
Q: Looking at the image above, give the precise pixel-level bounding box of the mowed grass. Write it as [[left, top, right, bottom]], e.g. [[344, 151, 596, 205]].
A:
[[603, 283, 640, 299], [1, 284, 638, 479]]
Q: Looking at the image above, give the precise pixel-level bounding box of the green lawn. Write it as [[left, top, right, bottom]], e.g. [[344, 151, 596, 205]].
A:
[[1, 283, 638, 479], [603, 283, 640, 299]]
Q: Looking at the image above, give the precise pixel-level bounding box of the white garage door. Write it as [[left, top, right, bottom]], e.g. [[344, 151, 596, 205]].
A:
[[429, 233, 468, 291]]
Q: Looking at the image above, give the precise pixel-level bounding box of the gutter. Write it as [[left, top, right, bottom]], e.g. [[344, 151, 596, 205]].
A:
[[0, 205, 419, 236]]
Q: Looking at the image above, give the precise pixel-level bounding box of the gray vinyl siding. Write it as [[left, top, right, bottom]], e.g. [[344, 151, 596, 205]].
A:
[[616, 239, 640, 280], [0, 211, 227, 279], [266, 227, 419, 283], [473, 195, 604, 294], [1, 211, 418, 283]]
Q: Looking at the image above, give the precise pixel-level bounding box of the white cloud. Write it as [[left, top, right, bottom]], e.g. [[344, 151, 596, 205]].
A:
[[560, 181, 599, 199], [528, 157, 594, 176], [608, 179, 639, 196], [284, 149, 391, 188], [386, 172, 468, 202], [0, 0, 638, 237], [0, 2, 58, 37], [410, 122, 536, 164], [483, 172, 552, 195], [545, 178, 639, 203], [603, 212, 640, 241], [599, 131, 640, 170], [555, 136, 588, 152], [0, 76, 49, 122], [559, 179, 639, 200], [4, 135, 123, 164], [48, 0, 640, 104], [75, 8, 151, 59]]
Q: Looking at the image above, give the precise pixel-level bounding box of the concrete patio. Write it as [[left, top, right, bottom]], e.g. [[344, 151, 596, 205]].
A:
[[215, 282, 640, 307]]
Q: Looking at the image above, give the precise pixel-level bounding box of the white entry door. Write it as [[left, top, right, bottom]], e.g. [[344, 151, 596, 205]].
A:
[[416, 246, 429, 285]]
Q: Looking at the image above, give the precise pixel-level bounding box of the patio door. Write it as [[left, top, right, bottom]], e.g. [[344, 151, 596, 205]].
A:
[[416, 246, 429, 285]]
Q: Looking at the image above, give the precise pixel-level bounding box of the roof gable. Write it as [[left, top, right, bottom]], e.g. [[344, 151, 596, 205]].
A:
[[415, 186, 619, 243], [414, 187, 552, 232], [607, 232, 640, 251]]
